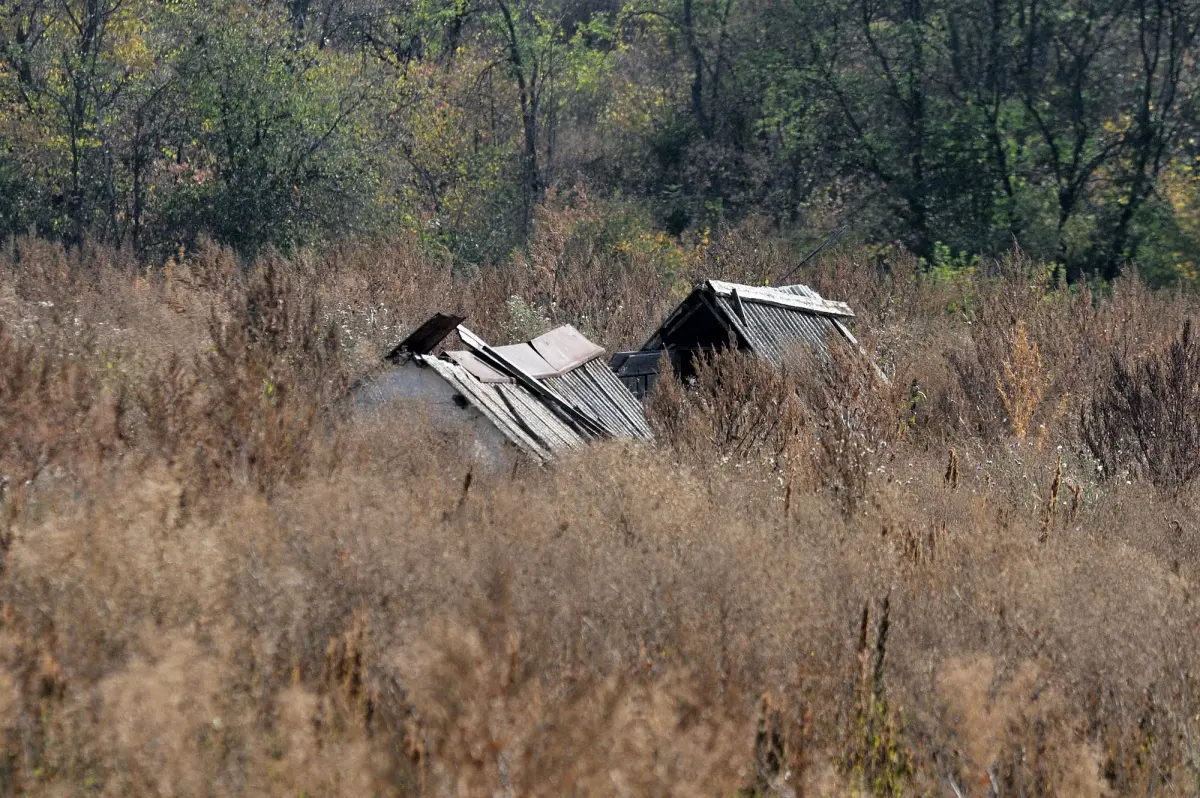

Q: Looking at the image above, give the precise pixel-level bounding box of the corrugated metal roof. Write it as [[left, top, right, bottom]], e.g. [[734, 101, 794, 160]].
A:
[[647, 280, 856, 362], [616, 280, 863, 398], [706, 280, 855, 318], [420, 355, 586, 464], [710, 293, 846, 367], [369, 320, 653, 463], [544, 359, 655, 441]]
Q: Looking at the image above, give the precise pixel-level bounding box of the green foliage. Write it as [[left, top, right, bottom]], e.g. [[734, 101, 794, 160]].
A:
[[928, 242, 979, 279], [1, 0, 1199, 281], [154, 5, 386, 254]]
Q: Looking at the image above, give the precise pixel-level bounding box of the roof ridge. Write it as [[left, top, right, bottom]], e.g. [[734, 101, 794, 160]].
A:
[[705, 280, 854, 318]]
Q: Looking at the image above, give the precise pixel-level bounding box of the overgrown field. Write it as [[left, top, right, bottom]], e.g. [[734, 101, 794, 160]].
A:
[[2, 229, 1200, 795]]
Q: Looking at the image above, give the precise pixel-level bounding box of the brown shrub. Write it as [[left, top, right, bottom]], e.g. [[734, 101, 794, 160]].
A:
[[127, 257, 347, 498], [647, 347, 811, 477], [1083, 319, 1200, 494], [0, 321, 118, 486]]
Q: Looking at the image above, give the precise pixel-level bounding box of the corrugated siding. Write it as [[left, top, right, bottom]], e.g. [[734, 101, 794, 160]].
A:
[[545, 360, 655, 442], [423, 357, 582, 463], [712, 295, 844, 368], [421, 355, 650, 462], [494, 383, 587, 453]]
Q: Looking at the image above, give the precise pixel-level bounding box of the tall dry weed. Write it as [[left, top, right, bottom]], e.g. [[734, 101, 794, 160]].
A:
[[1, 236, 1200, 796], [995, 319, 1049, 443], [648, 347, 811, 477], [1083, 319, 1200, 494], [130, 258, 346, 497]]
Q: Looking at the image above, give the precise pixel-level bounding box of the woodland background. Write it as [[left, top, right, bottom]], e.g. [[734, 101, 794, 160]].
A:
[[5, 0, 1200, 281]]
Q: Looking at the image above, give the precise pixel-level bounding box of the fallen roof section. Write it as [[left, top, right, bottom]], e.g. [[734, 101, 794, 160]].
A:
[[445, 325, 606, 381], [358, 318, 654, 464]]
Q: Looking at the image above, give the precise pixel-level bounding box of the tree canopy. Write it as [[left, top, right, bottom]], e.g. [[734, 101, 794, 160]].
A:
[[3, 0, 1200, 282]]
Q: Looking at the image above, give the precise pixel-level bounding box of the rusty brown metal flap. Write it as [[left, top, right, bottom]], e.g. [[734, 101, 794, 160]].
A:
[[385, 313, 466, 360]]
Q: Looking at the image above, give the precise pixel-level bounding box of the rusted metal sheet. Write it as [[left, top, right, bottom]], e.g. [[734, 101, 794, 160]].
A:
[[444, 326, 603, 383], [384, 313, 465, 360], [461, 325, 607, 379], [490, 341, 557, 378]]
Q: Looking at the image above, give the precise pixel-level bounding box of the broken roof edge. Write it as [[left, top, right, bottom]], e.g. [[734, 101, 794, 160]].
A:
[[384, 315, 607, 380], [637, 283, 750, 352], [636, 279, 856, 352], [444, 325, 606, 382], [457, 323, 615, 441], [413, 354, 560, 463], [706, 280, 855, 318], [384, 312, 467, 360]]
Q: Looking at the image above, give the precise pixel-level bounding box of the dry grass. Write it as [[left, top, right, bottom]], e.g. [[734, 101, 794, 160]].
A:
[[1, 231, 1200, 796]]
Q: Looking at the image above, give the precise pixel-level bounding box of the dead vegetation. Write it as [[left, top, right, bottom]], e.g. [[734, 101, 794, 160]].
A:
[[1083, 319, 1200, 495], [1, 231, 1200, 795]]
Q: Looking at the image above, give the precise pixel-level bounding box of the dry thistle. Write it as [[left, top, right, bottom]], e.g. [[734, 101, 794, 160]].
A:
[[996, 320, 1046, 443], [1040, 457, 1063, 542], [1066, 481, 1082, 524], [945, 448, 959, 489]]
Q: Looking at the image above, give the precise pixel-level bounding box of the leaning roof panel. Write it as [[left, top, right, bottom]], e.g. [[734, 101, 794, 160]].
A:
[[545, 359, 655, 441], [366, 317, 653, 464]]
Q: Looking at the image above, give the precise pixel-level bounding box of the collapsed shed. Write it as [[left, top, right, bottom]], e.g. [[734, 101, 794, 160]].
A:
[[352, 314, 654, 465], [610, 280, 862, 399]]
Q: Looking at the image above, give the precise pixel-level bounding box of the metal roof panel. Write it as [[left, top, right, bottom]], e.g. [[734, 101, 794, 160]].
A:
[[444, 349, 513, 383], [707, 280, 854, 318], [530, 324, 605, 373], [546, 360, 654, 442], [421, 357, 555, 462]]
